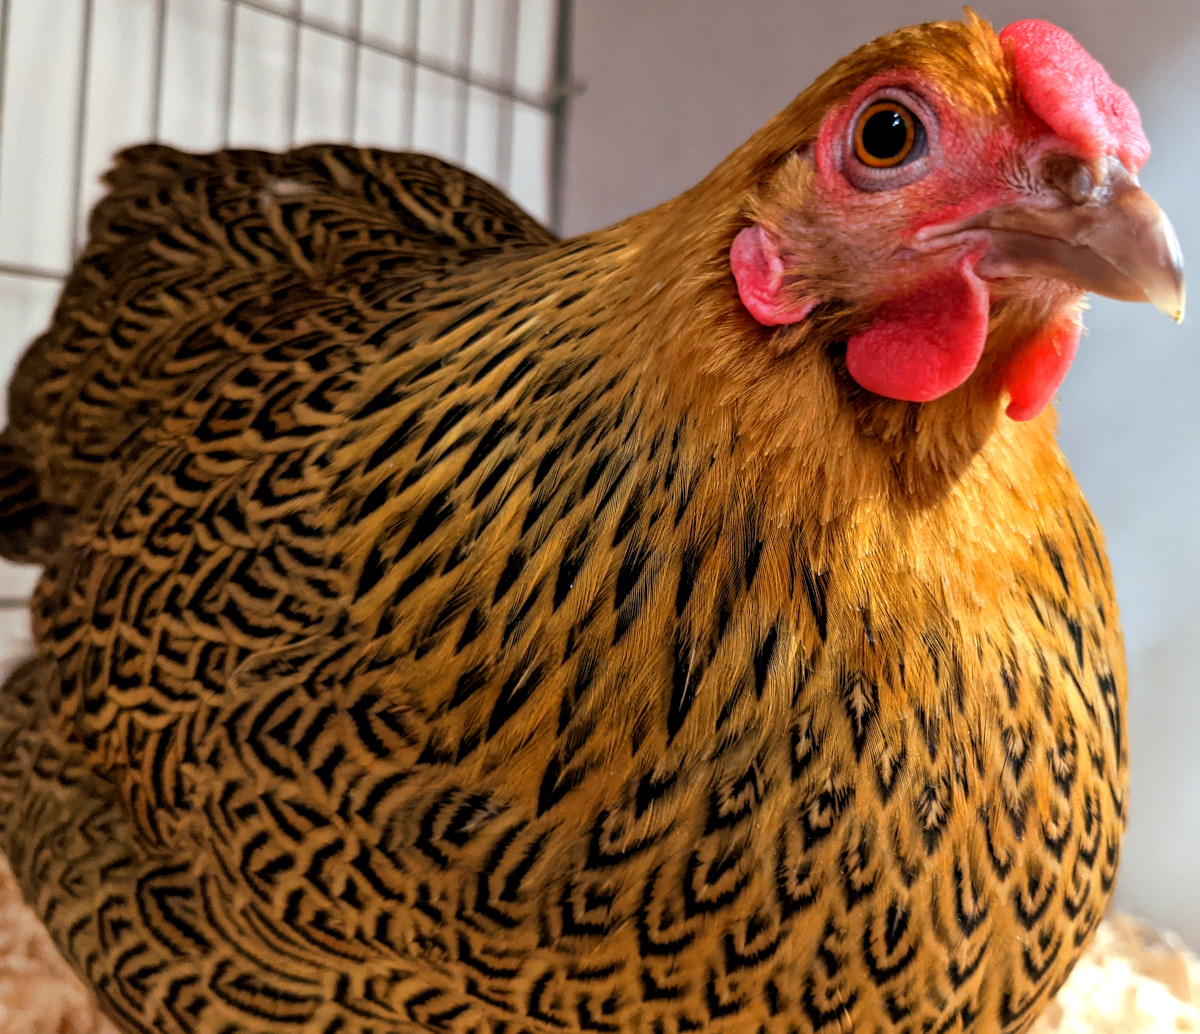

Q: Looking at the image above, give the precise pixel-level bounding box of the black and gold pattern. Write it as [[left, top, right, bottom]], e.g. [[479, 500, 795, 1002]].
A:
[[0, 20, 1128, 1034]]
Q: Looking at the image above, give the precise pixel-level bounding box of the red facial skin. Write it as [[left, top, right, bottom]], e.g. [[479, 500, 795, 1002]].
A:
[[731, 20, 1147, 420]]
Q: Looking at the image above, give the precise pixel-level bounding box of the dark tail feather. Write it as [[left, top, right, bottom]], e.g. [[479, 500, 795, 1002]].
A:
[[0, 439, 59, 564]]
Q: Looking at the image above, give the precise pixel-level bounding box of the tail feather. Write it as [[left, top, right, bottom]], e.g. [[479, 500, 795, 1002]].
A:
[[0, 439, 59, 564]]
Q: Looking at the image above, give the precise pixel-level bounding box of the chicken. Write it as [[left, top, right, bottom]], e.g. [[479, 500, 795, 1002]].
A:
[[0, 12, 1185, 1034]]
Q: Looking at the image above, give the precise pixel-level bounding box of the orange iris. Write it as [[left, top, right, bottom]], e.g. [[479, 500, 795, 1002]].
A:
[[853, 102, 917, 168]]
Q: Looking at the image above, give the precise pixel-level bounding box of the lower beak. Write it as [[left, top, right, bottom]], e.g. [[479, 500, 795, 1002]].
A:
[[953, 159, 1185, 322]]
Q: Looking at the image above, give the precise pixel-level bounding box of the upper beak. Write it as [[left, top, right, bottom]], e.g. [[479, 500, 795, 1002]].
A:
[[941, 157, 1185, 323]]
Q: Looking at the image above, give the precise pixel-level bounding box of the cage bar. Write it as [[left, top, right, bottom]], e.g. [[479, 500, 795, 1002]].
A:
[[219, 0, 238, 143], [149, 0, 167, 137], [68, 0, 95, 254], [342, 0, 362, 139], [0, 0, 11, 205], [283, 0, 301, 145], [400, 0, 420, 147]]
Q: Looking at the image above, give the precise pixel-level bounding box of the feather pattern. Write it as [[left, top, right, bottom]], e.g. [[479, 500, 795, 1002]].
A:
[[0, 16, 1134, 1034]]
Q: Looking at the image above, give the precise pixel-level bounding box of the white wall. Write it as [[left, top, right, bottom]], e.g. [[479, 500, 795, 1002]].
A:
[[563, 0, 1200, 948]]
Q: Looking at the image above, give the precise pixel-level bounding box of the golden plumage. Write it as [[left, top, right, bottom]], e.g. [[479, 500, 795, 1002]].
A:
[[0, 15, 1140, 1034]]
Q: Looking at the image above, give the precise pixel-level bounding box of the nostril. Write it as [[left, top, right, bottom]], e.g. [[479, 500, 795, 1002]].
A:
[[1067, 164, 1096, 204], [1040, 153, 1101, 205]]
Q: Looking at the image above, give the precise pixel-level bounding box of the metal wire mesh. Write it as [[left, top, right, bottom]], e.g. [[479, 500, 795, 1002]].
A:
[[0, 0, 572, 273], [0, 0, 576, 605]]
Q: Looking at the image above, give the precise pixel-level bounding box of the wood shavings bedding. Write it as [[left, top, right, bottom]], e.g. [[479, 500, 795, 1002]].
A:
[[1031, 912, 1200, 1033], [0, 851, 1195, 1034], [0, 855, 117, 1034]]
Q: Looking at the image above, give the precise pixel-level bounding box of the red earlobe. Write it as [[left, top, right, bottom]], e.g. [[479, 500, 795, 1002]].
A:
[[731, 225, 818, 326]]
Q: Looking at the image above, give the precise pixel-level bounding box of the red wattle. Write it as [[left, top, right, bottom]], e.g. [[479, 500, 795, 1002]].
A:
[[845, 261, 990, 403], [1001, 313, 1082, 421], [1000, 20, 1149, 172]]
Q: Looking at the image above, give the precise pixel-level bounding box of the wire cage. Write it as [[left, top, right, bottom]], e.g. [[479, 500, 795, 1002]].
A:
[[0, 0, 575, 606]]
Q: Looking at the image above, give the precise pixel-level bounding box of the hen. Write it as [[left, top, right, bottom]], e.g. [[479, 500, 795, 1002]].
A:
[[0, 13, 1185, 1034]]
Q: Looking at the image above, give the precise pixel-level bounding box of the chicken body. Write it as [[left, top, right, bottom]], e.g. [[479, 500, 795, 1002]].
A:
[[0, 15, 1170, 1034]]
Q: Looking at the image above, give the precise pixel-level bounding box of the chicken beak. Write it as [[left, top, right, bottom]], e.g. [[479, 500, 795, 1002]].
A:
[[968, 157, 1186, 322]]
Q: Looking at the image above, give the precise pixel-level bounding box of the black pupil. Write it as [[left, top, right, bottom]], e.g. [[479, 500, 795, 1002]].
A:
[[862, 109, 909, 160]]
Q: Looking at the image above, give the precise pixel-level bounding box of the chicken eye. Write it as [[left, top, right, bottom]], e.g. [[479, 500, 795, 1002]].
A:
[[853, 102, 921, 168]]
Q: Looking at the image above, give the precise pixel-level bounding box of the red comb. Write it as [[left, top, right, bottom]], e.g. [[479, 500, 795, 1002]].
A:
[[1000, 20, 1149, 172]]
